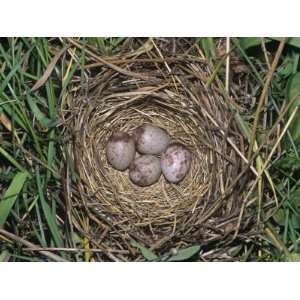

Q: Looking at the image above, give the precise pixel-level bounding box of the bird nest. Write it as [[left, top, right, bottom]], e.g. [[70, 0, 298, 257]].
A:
[[65, 39, 256, 261]]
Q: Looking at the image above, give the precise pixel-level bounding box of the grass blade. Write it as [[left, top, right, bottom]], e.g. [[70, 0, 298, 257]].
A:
[[36, 165, 63, 248], [239, 37, 271, 50], [0, 250, 9, 262], [0, 146, 30, 175], [0, 172, 28, 227], [26, 92, 52, 128], [198, 37, 216, 62], [130, 240, 158, 261], [31, 46, 69, 92], [167, 245, 201, 262]]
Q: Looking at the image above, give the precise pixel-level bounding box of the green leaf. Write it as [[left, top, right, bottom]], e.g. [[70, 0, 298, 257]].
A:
[[87, 37, 106, 52], [239, 37, 271, 50], [130, 240, 158, 261], [0, 250, 9, 262], [72, 233, 84, 245], [234, 112, 251, 142], [286, 38, 300, 48], [277, 55, 295, 78], [273, 208, 285, 226], [26, 93, 52, 128], [198, 37, 216, 62], [167, 245, 201, 262], [291, 214, 300, 229], [271, 37, 300, 49], [0, 56, 23, 94], [290, 253, 300, 262], [287, 72, 300, 114], [0, 172, 28, 227], [239, 37, 300, 50], [286, 72, 300, 143], [274, 155, 300, 171]]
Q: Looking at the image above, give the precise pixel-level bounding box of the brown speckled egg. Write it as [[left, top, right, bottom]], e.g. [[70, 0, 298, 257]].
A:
[[161, 143, 192, 183], [133, 124, 170, 155], [129, 155, 161, 187], [106, 132, 135, 171]]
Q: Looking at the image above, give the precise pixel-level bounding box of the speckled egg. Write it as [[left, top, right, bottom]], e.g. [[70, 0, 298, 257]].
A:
[[106, 132, 136, 171], [161, 143, 192, 183], [129, 155, 161, 187], [133, 124, 171, 155]]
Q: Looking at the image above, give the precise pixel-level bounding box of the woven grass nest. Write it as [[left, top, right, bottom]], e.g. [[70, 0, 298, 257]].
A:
[[67, 39, 256, 261]]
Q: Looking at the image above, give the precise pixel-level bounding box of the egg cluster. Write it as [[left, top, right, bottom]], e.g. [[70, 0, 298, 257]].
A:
[[106, 124, 192, 187]]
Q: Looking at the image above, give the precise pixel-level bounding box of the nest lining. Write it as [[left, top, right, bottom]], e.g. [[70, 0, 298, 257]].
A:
[[67, 44, 254, 258]]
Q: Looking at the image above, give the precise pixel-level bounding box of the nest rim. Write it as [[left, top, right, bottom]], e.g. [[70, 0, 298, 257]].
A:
[[65, 39, 256, 260]]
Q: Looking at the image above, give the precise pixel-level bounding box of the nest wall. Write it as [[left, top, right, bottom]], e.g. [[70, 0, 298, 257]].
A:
[[66, 43, 255, 259]]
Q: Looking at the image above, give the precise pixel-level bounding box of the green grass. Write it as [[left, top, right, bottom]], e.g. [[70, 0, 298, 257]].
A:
[[232, 37, 300, 261], [0, 38, 69, 260], [0, 37, 300, 261]]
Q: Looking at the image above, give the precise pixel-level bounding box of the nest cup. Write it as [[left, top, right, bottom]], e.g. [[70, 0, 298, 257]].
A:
[[68, 43, 254, 260]]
